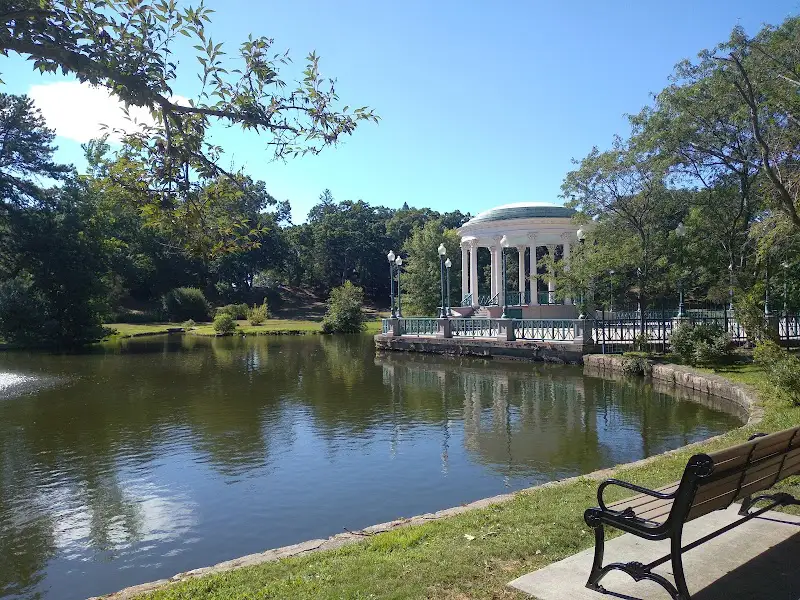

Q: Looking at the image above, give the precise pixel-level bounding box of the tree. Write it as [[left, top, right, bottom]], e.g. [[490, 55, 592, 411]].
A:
[[401, 220, 461, 316], [563, 136, 683, 327], [3, 0, 377, 242], [321, 281, 364, 333], [0, 182, 111, 346], [0, 93, 70, 206], [715, 19, 800, 230]]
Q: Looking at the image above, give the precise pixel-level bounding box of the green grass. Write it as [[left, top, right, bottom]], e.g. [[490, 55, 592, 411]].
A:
[[103, 323, 182, 338], [104, 318, 382, 339], [137, 361, 800, 600]]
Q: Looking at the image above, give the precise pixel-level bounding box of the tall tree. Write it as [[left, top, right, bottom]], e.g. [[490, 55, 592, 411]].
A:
[[401, 220, 461, 316], [3, 0, 377, 242]]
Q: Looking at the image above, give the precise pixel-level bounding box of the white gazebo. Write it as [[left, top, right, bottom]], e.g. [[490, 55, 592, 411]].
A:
[[456, 202, 579, 318]]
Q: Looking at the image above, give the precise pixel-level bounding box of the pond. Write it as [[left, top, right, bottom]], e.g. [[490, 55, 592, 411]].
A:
[[0, 335, 742, 600]]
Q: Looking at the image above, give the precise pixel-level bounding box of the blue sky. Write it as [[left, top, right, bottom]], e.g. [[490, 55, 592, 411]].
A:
[[4, 1, 800, 221]]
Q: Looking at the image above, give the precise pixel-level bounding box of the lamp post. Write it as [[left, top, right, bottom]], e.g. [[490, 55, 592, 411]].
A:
[[438, 243, 447, 318], [675, 222, 686, 318], [783, 261, 790, 315], [765, 255, 772, 317], [500, 236, 510, 318], [576, 228, 586, 317], [728, 262, 734, 313], [609, 269, 615, 314], [395, 256, 403, 318], [387, 250, 396, 318], [444, 258, 452, 316]]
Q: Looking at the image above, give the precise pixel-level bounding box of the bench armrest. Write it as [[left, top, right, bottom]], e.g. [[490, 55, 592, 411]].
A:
[[597, 479, 678, 511]]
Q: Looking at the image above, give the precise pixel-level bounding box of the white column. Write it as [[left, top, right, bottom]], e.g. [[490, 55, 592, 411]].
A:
[[528, 235, 538, 305], [461, 244, 468, 301], [561, 241, 572, 305], [547, 244, 556, 304], [489, 246, 500, 297], [469, 242, 479, 307], [517, 246, 525, 303]]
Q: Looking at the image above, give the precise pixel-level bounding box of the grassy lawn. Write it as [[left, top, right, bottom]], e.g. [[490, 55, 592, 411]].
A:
[[137, 361, 800, 600], [103, 323, 182, 338], [104, 318, 382, 338]]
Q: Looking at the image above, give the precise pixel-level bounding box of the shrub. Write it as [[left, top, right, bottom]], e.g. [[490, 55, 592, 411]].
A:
[[621, 355, 652, 376], [182, 319, 196, 329], [217, 303, 249, 320], [162, 287, 210, 322], [754, 340, 800, 405], [321, 281, 365, 334], [670, 322, 732, 366], [247, 301, 269, 325], [213, 312, 237, 335]]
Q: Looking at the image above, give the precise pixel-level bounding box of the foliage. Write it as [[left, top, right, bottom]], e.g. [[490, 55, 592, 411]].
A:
[[400, 221, 462, 316], [4, 0, 377, 248], [212, 311, 237, 335], [0, 93, 71, 206], [247, 301, 269, 325], [162, 287, 210, 322], [670, 322, 732, 365], [217, 303, 250, 320], [753, 340, 800, 405], [321, 281, 364, 334], [182, 319, 196, 329], [620, 355, 653, 376]]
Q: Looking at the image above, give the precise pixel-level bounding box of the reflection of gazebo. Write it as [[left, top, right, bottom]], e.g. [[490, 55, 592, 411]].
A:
[[456, 202, 578, 318]]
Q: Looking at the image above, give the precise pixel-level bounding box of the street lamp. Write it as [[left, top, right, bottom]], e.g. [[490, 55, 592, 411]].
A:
[[609, 269, 615, 313], [395, 256, 403, 317], [728, 262, 734, 313], [783, 261, 790, 315], [500, 235, 510, 318], [675, 222, 686, 318], [444, 258, 452, 316], [765, 255, 772, 317], [438, 243, 447, 318], [387, 250, 396, 318], [576, 228, 586, 315]]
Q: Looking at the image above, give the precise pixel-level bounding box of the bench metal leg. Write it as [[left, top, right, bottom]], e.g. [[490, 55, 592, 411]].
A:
[[671, 531, 691, 600], [586, 520, 605, 590]]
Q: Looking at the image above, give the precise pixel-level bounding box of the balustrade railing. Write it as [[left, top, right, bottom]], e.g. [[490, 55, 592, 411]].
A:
[[478, 293, 499, 306], [451, 318, 498, 337], [397, 318, 438, 336], [505, 291, 522, 306], [514, 319, 575, 341]]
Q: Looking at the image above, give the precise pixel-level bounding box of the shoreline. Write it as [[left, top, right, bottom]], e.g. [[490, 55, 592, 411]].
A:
[[93, 356, 760, 600]]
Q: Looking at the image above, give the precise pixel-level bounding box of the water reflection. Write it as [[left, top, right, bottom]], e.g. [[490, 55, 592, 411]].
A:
[[0, 336, 741, 600]]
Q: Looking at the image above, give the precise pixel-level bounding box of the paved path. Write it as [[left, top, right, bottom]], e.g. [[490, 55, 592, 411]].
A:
[[509, 505, 800, 600]]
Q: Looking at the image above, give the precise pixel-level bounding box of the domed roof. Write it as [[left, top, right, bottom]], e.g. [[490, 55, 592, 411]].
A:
[[464, 202, 576, 226]]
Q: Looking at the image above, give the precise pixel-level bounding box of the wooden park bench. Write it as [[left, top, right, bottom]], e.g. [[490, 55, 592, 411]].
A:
[[583, 426, 800, 600]]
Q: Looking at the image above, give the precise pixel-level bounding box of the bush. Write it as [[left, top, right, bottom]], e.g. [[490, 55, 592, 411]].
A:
[[321, 281, 365, 334], [670, 322, 732, 366], [162, 287, 210, 322], [754, 340, 800, 405], [109, 309, 164, 323], [247, 301, 269, 325], [621, 355, 652, 376], [217, 303, 249, 320], [182, 319, 196, 329], [213, 312, 237, 335]]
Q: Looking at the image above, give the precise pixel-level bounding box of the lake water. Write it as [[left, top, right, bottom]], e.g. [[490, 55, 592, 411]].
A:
[[0, 334, 741, 600]]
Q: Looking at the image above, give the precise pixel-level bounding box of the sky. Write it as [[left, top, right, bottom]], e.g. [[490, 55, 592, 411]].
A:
[[4, 1, 800, 222]]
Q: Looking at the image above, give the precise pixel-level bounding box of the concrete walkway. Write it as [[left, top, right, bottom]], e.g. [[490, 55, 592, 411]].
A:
[[509, 505, 800, 600]]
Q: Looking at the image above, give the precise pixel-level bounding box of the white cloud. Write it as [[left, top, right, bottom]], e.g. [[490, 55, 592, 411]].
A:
[[28, 80, 180, 143]]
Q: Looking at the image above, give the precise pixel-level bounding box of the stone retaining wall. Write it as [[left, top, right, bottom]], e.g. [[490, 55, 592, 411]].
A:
[[374, 333, 593, 364], [583, 354, 763, 426], [95, 358, 759, 600]]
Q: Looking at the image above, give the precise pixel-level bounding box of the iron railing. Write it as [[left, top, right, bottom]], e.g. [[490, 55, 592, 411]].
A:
[[478, 293, 499, 306], [514, 319, 576, 341], [397, 318, 438, 336], [461, 293, 473, 307], [451, 318, 498, 337]]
